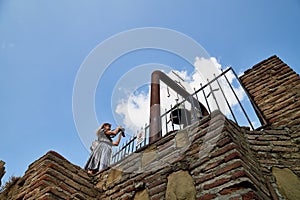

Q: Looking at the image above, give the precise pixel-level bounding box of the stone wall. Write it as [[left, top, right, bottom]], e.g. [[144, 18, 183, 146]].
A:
[[94, 111, 272, 200], [1, 55, 299, 200], [92, 55, 300, 200], [240, 55, 300, 199], [0, 151, 99, 199], [1, 111, 274, 200]]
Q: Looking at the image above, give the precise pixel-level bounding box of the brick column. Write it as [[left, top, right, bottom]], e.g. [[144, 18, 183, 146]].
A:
[[240, 55, 300, 129], [240, 56, 300, 199]]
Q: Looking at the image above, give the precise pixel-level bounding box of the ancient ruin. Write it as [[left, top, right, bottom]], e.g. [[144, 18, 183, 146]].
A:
[[0, 55, 299, 199]]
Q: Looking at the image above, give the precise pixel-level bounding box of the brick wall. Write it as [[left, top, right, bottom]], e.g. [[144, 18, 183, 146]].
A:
[[92, 55, 300, 199], [1, 111, 275, 199], [0, 151, 99, 199], [241, 56, 300, 169], [1, 55, 299, 199], [240, 55, 300, 199], [240, 55, 300, 129], [93, 111, 272, 200]]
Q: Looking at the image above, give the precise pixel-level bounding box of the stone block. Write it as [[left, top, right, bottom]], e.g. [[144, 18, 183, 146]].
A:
[[134, 189, 150, 200], [165, 170, 196, 200], [142, 147, 157, 168], [272, 167, 300, 200], [107, 168, 122, 185], [175, 130, 190, 148]]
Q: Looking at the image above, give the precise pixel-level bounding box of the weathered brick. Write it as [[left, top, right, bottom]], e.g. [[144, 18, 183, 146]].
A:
[[287, 118, 300, 127], [249, 140, 271, 146], [189, 156, 210, 171], [246, 135, 257, 140], [198, 193, 217, 200], [229, 196, 241, 200], [205, 159, 224, 171], [272, 146, 298, 152], [157, 138, 175, 151], [210, 143, 236, 158], [231, 170, 247, 180], [220, 186, 241, 195], [276, 135, 290, 140], [120, 194, 132, 200], [272, 141, 294, 146], [215, 161, 242, 176], [186, 145, 203, 156], [147, 178, 166, 188], [191, 128, 208, 142], [203, 177, 231, 190], [264, 129, 286, 135], [242, 191, 257, 200], [124, 185, 135, 193], [144, 172, 163, 184], [217, 137, 232, 147], [148, 184, 166, 196], [151, 192, 165, 200], [111, 189, 125, 199], [259, 159, 278, 165], [194, 173, 215, 184], [257, 136, 278, 141], [251, 145, 272, 152]]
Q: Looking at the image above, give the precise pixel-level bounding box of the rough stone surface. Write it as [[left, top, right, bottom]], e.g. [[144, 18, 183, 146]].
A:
[[0, 160, 5, 186], [175, 130, 190, 148], [240, 55, 300, 129], [165, 170, 196, 200], [0, 151, 99, 199], [142, 147, 157, 168], [134, 189, 150, 200], [272, 167, 300, 200], [240, 55, 300, 199], [107, 168, 122, 185], [1, 55, 299, 200], [94, 111, 271, 200]]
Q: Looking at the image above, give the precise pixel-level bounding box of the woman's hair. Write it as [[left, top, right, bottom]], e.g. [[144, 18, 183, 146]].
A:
[[96, 123, 111, 136]]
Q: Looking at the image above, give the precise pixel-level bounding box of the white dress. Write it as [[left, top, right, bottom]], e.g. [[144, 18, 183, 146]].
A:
[[84, 129, 112, 171]]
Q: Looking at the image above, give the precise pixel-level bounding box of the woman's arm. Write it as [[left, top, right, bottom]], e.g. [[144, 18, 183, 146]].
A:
[[112, 134, 122, 146], [105, 126, 121, 136]]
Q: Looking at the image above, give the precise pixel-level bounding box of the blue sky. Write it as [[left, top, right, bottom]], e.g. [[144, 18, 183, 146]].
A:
[[1, 0, 300, 183]]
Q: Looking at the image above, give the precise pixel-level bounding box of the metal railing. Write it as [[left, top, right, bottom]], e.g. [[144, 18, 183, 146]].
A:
[[111, 125, 150, 163], [111, 67, 266, 164]]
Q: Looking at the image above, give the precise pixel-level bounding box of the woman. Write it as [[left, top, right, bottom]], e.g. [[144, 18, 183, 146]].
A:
[[84, 123, 123, 174]]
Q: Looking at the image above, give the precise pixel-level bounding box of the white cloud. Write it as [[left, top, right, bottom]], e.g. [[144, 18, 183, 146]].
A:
[[115, 92, 150, 133], [114, 57, 246, 134]]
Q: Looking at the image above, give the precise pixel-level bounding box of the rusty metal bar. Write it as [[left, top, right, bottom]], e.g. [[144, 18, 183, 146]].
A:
[[222, 71, 254, 130], [229, 69, 267, 126], [150, 71, 161, 143], [111, 67, 267, 164], [201, 83, 211, 114], [165, 108, 168, 134], [150, 70, 209, 144], [193, 88, 203, 120], [214, 73, 238, 124], [207, 78, 221, 111]]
